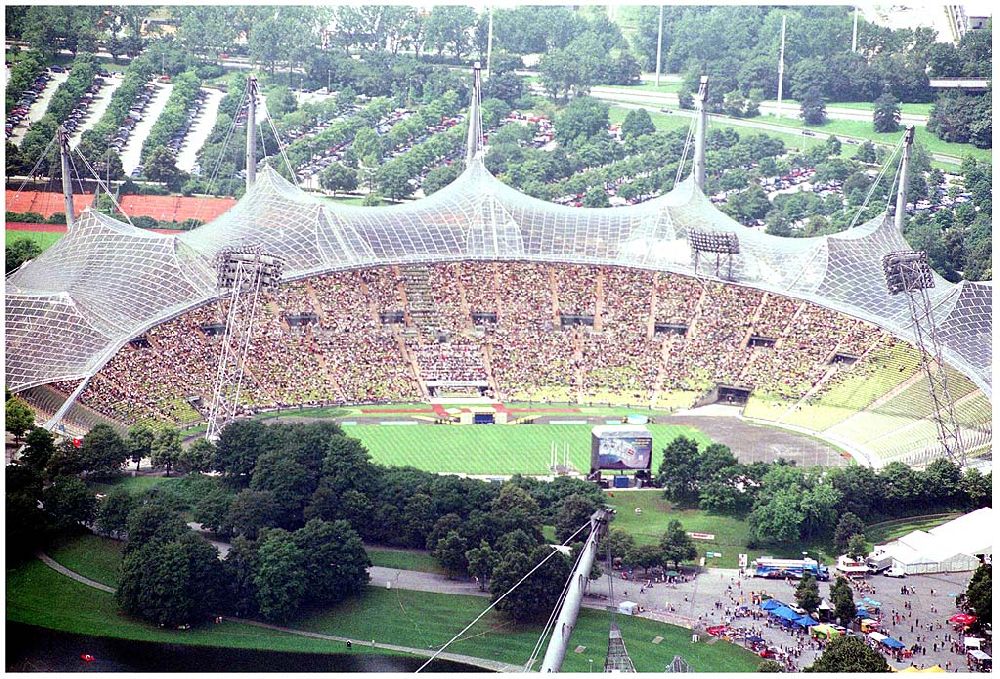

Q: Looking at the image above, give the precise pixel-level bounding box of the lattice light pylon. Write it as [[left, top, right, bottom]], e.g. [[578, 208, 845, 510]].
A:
[[205, 247, 284, 440], [881, 250, 965, 465], [604, 623, 637, 672]]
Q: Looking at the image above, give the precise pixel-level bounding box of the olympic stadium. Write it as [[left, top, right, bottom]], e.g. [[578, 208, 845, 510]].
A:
[[5, 76, 992, 471]]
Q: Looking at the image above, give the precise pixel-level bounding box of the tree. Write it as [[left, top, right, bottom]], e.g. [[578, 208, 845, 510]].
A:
[[795, 573, 821, 614], [116, 532, 225, 626], [143, 145, 185, 190], [254, 528, 308, 623], [5, 397, 35, 443], [963, 563, 991, 632], [758, 659, 784, 672], [582, 186, 609, 208], [659, 519, 697, 569], [465, 540, 497, 592], [250, 451, 312, 529], [554, 493, 601, 543], [799, 87, 826, 126], [20, 426, 56, 473], [805, 635, 890, 672], [846, 534, 868, 561], [151, 427, 183, 477], [193, 485, 235, 536], [215, 419, 275, 487], [621, 108, 655, 140], [79, 423, 128, 479], [293, 518, 370, 604], [125, 500, 187, 552], [830, 576, 856, 627], [872, 91, 901, 133], [554, 96, 609, 147], [424, 5, 477, 58], [433, 529, 469, 577], [126, 424, 155, 471], [834, 512, 866, 553], [853, 140, 877, 164], [375, 161, 415, 201], [228, 489, 280, 540], [95, 486, 136, 539], [6, 237, 42, 273], [42, 476, 97, 530], [657, 435, 701, 504], [747, 488, 805, 546], [319, 162, 358, 196], [490, 544, 572, 622], [183, 438, 216, 474]]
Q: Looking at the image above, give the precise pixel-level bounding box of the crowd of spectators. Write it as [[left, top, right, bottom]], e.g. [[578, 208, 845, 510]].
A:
[[59, 261, 893, 426]]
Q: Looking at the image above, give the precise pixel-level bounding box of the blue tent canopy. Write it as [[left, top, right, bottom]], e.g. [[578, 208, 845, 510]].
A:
[[881, 636, 905, 650], [862, 597, 882, 607], [771, 606, 800, 622], [794, 615, 817, 627], [761, 599, 785, 611], [856, 605, 870, 618]]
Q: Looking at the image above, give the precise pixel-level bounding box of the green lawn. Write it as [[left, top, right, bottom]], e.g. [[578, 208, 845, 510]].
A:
[[47, 533, 123, 587], [9, 557, 758, 671], [775, 99, 934, 116], [90, 475, 177, 496], [603, 489, 843, 569], [295, 586, 759, 672], [758, 113, 990, 163], [367, 547, 444, 574], [255, 406, 353, 421], [6, 559, 396, 657], [5, 229, 64, 250], [865, 513, 961, 546], [348, 423, 710, 476], [613, 81, 683, 93]]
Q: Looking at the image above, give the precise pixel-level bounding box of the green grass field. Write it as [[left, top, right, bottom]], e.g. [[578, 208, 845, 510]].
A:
[[295, 586, 759, 672], [90, 475, 177, 496], [47, 533, 124, 587], [775, 99, 934, 117], [5, 229, 64, 250], [6, 559, 392, 657], [366, 547, 444, 574], [865, 513, 961, 546], [759, 113, 990, 163], [347, 423, 710, 475], [10, 555, 758, 671]]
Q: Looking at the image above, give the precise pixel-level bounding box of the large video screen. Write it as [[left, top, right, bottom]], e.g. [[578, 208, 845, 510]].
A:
[[591, 427, 653, 471]]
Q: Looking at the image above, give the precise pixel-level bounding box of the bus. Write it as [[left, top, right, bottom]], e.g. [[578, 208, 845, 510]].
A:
[[752, 557, 830, 581]]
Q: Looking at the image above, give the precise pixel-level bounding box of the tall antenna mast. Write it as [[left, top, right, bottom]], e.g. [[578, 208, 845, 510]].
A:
[[58, 125, 75, 230], [246, 75, 258, 191], [655, 5, 664, 87], [894, 126, 914, 233], [694, 76, 709, 191], [485, 7, 494, 78], [852, 6, 859, 52], [776, 15, 787, 119]]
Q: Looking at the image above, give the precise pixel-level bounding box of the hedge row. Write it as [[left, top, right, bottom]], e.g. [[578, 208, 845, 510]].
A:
[[140, 69, 203, 161]]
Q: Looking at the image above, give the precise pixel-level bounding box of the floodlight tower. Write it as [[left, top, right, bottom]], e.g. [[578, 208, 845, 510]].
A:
[[57, 125, 75, 230], [246, 76, 259, 191], [881, 250, 964, 464], [689, 229, 740, 280], [205, 247, 285, 441], [466, 62, 483, 165]]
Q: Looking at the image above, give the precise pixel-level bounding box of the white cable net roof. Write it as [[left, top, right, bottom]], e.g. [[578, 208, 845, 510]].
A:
[[5, 158, 992, 400]]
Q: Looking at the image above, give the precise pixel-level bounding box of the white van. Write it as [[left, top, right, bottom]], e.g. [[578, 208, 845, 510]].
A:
[[884, 567, 907, 578]]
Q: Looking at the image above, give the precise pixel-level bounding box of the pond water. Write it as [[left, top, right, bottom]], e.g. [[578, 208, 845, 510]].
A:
[[6, 623, 483, 673]]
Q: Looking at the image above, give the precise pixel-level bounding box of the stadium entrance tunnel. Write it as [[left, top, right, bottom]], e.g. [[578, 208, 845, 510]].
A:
[[695, 384, 752, 408]]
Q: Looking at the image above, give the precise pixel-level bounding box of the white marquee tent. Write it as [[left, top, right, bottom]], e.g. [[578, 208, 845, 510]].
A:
[[870, 508, 993, 575]]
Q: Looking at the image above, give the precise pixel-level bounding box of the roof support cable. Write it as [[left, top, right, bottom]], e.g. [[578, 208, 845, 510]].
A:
[[674, 116, 697, 189], [415, 518, 593, 673], [74, 147, 136, 228], [14, 134, 58, 197], [524, 530, 593, 672], [264, 107, 299, 188], [205, 77, 252, 199], [847, 135, 905, 230]]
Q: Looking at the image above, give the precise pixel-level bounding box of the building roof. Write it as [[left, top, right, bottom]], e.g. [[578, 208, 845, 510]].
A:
[[874, 508, 993, 565]]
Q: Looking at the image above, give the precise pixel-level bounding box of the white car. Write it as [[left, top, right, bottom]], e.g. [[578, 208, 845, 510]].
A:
[[884, 568, 907, 578]]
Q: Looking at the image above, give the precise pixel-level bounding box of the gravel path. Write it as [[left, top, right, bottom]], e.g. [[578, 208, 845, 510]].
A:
[[36, 552, 115, 594]]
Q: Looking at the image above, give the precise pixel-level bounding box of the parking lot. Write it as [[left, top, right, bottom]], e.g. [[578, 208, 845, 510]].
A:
[[8, 68, 69, 144], [120, 82, 173, 175], [586, 567, 982, 671], [68, 72, 124, 147]]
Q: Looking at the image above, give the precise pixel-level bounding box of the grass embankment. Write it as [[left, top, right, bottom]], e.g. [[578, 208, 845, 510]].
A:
[[5, 229, 64, 249], [347, 423, 710, 476], [865, 513, 961, 546], [9, 555, 758, 671], [5, 559, 392, 657], [47, 533, 124, 587]]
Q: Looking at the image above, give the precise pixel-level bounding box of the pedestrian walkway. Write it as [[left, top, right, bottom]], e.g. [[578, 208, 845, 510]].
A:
[[36, 552, 115, 594]]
